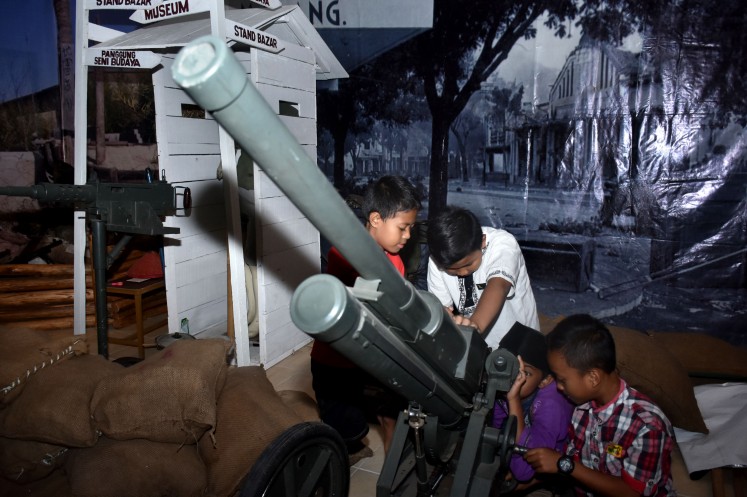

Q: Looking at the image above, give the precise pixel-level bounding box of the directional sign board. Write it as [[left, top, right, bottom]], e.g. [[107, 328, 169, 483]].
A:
[[87, 0, 163, 9], [85, 48, 162, 69], [247, 0, 281, 9], [129, 0, 212, 24], [226, 20, 283, 53]]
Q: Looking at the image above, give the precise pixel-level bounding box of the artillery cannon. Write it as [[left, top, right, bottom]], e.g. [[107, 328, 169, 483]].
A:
[[172, 36, 522, 497]]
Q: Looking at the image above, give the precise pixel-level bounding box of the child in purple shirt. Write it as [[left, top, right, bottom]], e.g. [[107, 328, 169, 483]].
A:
[[493, 322, 574, 492]]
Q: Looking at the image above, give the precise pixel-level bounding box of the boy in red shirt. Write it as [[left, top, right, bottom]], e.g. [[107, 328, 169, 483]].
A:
[[310, 175, 421, 459]]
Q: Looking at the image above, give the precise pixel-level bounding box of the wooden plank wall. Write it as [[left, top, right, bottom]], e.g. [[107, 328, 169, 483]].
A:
[[253, 44, 319, 367], [153, 54, 231, 336], [152, 45, 320, 367]]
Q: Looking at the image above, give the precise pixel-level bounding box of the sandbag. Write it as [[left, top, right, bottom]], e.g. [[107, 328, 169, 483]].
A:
[[199, 366, 304, 497], [91, 338, 232, 444], [0, 354, 122, 447], [65, 437, 206, 497]]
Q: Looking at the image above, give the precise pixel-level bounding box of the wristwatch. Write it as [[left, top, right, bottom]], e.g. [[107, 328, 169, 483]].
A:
[[557, 455, 575, 475]]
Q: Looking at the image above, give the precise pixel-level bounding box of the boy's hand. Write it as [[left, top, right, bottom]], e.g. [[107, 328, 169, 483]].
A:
[[451, 314, 482, 334], [524, 448, 562, 474], [507, 355, 527, 402]]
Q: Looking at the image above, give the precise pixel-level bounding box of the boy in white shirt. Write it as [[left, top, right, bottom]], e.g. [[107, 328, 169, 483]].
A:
[[426, 206, 538, 349]]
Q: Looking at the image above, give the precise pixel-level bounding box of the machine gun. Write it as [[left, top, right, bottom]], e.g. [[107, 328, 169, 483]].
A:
[[0, 175, 190, 357], [171, 36, 522, 497], [0, 178, 190, 237]]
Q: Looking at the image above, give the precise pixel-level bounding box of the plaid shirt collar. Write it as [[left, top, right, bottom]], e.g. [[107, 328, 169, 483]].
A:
[[578, 378, 627, 424]]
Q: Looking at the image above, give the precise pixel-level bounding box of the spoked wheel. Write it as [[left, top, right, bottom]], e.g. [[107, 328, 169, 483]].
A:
[[240, 422, 349, 497]]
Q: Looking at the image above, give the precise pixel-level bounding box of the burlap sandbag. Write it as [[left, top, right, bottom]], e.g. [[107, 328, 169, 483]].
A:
[[608, 325, 708, 433], [652, 331, 747, 381], [91, 338, 231, 444], [0, 436, 68, 484], [277, 389, 320, 422], [199, 366, 304, 497], [0, 327, 87, 405], [0, 467, 72, 497], [65, 437, 206, 497], [0, 354, 122, 447]]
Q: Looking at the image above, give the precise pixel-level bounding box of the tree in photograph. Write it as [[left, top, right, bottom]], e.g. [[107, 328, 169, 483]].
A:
[[317, 83, 370, 190], [450, 98, 485, 183], [401, 0, 662, 218], [104, 72, 155, 143], [53, 0, 74, 162], [317, 52, 425, 191], [643, 0, 747, 118]]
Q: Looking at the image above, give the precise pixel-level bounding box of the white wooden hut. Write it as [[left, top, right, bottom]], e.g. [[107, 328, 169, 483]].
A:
[[73, 1, 347, 367]]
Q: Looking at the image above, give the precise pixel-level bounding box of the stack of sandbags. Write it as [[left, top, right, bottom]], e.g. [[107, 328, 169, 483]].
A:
[[68, 338, 233, 497], [0, 327, 322, 497], [0, 326, 89, 495], [0, 333, 232, 497]]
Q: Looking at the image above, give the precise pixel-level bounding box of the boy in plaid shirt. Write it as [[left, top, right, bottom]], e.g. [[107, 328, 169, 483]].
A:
[[524, 314, 677, 497]]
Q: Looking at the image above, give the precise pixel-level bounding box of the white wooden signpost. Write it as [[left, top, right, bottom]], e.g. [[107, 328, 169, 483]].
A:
[[129, 0, 213, 24], [226, 20, 283, 53], [85, 49, 162, 68], [74, 0, 347, 367]]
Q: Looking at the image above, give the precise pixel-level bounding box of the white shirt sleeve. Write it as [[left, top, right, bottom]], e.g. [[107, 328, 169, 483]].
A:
[[427, 258, 454, 308], [481, 231, 522, 300]]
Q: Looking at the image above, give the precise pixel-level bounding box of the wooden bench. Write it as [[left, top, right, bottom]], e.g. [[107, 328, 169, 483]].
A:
[[106, 278, 168, 358], [509, 231, 595, 293]]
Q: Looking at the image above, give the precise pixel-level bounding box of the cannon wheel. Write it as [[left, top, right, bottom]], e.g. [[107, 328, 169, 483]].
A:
[[240, 422, 349, 497], [499, 414, 518, 473]]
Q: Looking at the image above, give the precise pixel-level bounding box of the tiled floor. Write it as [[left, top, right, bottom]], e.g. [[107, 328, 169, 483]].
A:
[[265, 342, 389, 497], [98, 326, 733, 497]]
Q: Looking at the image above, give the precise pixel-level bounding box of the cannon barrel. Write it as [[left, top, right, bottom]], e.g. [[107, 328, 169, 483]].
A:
[[292, 274, 476, 427], [171, 36, 489, 413], [0, 184, 97, 205], [0, 182, 179, 213]]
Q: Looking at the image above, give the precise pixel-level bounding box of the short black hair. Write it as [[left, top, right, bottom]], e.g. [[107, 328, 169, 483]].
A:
[[427, 206, 482, 268], [499, 322, 550, 377], [361, 175, 421, 221], [546, 314, 616, 373]]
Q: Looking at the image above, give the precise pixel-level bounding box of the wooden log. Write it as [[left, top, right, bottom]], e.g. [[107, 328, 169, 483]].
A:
[[0, 277, 74, 293], [0, 289, 94, 308], [0, 303, 95, 322], [0, 264, 74, 277], [0, 315, 96, 331]]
